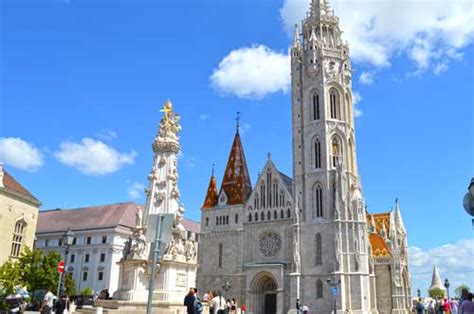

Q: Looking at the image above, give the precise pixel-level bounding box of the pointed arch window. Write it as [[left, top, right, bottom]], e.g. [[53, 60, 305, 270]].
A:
[[314, 138, 321, 168], [329, 88, 340, 119], [248, 213, 252, 222], [218, 243, 223, 268], [11, 219, 26, 257], [267, 211, 271, 220], [312, 184, 323, 218], [280, 209, 284, 219], [313, 93, 320, 120], [316, 279, 323, 298], [349, 139, 355, 173], [261, 211, 265, 221], [287, 208, 291, 218], [274, 210, 278, 219], [315, 233, 322, 265], [255, 212, 259, 221], [261, 184, 266, 209], [332, 136, 342, 168]]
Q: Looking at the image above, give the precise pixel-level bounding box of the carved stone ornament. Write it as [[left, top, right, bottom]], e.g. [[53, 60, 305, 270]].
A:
[[259, 232, 282, 257]]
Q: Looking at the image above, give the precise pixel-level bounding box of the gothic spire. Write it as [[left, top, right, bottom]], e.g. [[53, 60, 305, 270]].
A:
[[394, 198, 406, 232], [293, 24, 299, 49], [429, 265, 446, 291], [219, 128, 252, 205], [202, 164, 218, 209]]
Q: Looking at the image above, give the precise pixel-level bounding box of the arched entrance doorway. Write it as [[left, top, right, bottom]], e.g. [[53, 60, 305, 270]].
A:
[[251, 272, 278, 314]]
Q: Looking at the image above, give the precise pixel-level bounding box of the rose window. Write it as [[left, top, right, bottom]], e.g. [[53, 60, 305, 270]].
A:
[[259, 232, 282, 257]]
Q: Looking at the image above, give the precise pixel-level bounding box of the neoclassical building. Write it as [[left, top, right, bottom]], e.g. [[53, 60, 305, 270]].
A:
[[197, 1, 411, 313]]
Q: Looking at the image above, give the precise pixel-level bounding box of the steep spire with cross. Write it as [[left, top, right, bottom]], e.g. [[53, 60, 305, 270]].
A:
[[202, 163, 219, 209]]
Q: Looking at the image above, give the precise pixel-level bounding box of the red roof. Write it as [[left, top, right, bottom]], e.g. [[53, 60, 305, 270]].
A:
[[37, 202, 200, 234], [202, 175, 218, 209], [1, 170, 40, 204]]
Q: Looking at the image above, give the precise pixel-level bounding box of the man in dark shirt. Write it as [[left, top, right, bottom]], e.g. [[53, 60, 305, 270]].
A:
[[184, 288, 196, 314]]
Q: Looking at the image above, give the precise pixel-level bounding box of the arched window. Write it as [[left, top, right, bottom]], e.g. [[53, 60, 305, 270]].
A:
[[274, 210, 278, 219], [316, 279, 323, 298], [216, 217, 219, 225], [349, 138, 355, 173], [261, 184, 266, 209], [261, 211, 265, 221], [248, 213, 252, 222], [280, 209, 284, 219], [235, 214, 238, 224], [313, 92, 320, 120], [287, 208, 291, 218], [280, 193, 285, 207], [10, 219, 26, 257], [312, 184, 323, 218], [314, 138, 321, 168], [315, 233, 322, 265], [329, 88, 340, 119], [255, 212, 259, 221], [267, 211, 271, 220], [205, 217, 209, 226], [218, 243, 223, 268], [332, 136, 342, 168]]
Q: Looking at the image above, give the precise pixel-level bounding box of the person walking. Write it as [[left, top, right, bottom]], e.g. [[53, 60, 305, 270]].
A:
[[241, 303, 247, 314], [416, 298, 426, 314], [444, 298, 452, 314], [41, 288, 55, 314], [55, 294, 70, 314], [450, 298, 458, 314]]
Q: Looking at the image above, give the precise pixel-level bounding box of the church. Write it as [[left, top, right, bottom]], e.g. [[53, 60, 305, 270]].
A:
[[197, 0, 412, 313]]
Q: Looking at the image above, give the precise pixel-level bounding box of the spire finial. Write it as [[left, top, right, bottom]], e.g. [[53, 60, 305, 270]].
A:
[[267, 152, 272, 160], [236, 111, 241, 133], [211, 163, 215, 177]]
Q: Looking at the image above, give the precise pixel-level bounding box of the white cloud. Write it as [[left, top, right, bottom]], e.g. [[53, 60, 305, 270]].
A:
[[199, 114, 209, 121], [239, 123, 252, 136], [359, 71, 374, 85], [280, 0, 474, 74], [353, 91, 363, 118], [409, 239, 474, 295], [0, 137, 44, 172], [210, 45, 290, 99], [127, 181, 145, 200], [55, 138, 136, 175]]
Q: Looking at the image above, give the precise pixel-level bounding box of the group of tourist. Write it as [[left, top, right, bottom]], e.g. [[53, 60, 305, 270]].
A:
[[184, 288, 243, 314], [415, 290, 474, 313]]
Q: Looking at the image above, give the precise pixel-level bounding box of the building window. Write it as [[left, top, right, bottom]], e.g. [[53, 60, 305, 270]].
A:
[[235, 214, 238, 224], [261, 211, 264, 221], [267, 211, 271, 220], [329, 88, 340, 119], [287, 208, 291, 218], [85, 254, 90, 263], [100, 253, 105, 263], [70, 254, 75, 263], [313, 184, 323, 218], [274, 210, 278, 220], [226, 216, 229, 225], [10, 219, 26, 257], [45, 239, 49, 247], [316, 279, 323, 298], [102, 235, 107, 244], [315, 233, 322, 265], [83, 271, 88, 281], [332, 137, 342, 167], [58, 239, 63, 247], [280, 209, 284, 219], [72, 237, 77, 245], [86, 236, 91, 245], [313, 93, 320, 120], [314, 139, 321, 168], [248, 213, 252, 222], [205, 217, 209, 226], [218, 243, 223, 268], [216, 217, 219, 225], [98, 271, 104, 281], [255, 212, 258, 222]]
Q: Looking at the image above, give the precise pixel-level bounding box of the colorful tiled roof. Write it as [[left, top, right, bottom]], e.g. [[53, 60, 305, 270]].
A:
[[369, 233, 391, 258], [202, 175, 218, 209], [219, 131, 252, 205], [367, 212, 391, 238]]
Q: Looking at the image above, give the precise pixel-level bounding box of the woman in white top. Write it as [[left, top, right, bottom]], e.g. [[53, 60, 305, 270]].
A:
[[210, 291, 227, 314]]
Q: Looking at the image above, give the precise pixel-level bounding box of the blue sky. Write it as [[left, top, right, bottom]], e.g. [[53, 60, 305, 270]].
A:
[[1, 0, 473, 292]]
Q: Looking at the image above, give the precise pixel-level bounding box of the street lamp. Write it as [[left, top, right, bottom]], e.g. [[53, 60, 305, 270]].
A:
[[417, 289, 421, 298], [222, 280, 231, 301], [58, 228, 74, 295], [327, 276, 341, 314], [444, 278, 450, 299]]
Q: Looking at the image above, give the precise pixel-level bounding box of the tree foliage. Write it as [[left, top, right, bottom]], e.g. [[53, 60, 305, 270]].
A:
[[0, 260, 22, 295], [429, 287, 446, 299], [455, 285, 470, 297], [81, 287, 93, 296], [64, 272, 76, 296]]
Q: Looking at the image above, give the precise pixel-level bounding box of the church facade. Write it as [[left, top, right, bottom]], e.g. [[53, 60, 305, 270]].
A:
[[197, 1, 412, 313]]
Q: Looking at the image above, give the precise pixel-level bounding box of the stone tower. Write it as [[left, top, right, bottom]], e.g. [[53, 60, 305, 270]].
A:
[[291, 0, 371, 312]]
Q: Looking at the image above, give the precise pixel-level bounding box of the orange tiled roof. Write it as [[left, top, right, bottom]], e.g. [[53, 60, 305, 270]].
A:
[[202, 175, 218, 209], [369, 233, 391, 258], [367, 212, 391, 237], [2, 170, 40, 204]]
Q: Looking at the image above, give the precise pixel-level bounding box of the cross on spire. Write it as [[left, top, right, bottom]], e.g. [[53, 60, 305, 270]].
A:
[[236, 111, 241, 133]]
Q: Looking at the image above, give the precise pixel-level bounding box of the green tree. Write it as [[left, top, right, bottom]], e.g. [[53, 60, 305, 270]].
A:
[[81, 287, 93, 296], [0, 260, 21, 294], [429, 288, 446, 299], [455, 285, 470, 297], [64, 272, 76, 296], [17, 248, 61, 292]]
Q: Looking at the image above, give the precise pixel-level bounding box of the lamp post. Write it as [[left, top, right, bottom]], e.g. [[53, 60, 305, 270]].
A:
[[222, 280, 231, 301], [327, 276, 341, 314], [417, 289, 421, 298], [444, 278, 450, 299], [58, 228, 74, 296]]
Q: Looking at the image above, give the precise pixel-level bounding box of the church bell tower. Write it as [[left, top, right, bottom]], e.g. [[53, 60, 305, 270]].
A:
[[291, 0, 372, 312]]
